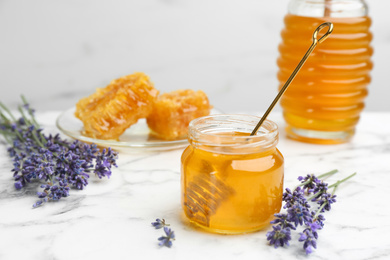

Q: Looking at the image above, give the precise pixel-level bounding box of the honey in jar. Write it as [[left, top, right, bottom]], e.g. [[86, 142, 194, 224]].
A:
[[277, 0, 373, 144], [181, 115, 284, 234]]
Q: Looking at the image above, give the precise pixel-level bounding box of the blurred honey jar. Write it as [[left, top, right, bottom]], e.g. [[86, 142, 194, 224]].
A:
[[181, 115, 284, 234], [277, 0, 373, 144]]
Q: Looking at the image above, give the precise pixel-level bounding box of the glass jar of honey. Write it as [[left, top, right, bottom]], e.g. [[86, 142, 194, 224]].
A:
[[181, 114, 284, 234], [278, 0, 373, 144]]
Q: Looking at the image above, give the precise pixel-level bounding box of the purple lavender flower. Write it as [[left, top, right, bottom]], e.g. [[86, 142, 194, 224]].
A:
[[13, 170, 32, 189], [7, 147, 16, 157], [10, 123, 17, 131], [282, 187, 312, 227], [271, 213, 296, 230], [33, 178, 70, 208], [266, 170, 354, 255], [158, 227, 175, 248], [283, 187, 309, 209], [34, 157, 55, 181], [44, 140, 62, 153], [94, 148, 118, 179], [152, 218, 169, 229], [310, 181, 328, 201], [317, 193, 337, 212], [22, 102, 35, 115], [299, 222, 321, 254], [266, 225, 292, 248], [0, 97, 118, 207], [14, 181, 23, 189], [18, 117, 26, 125], [70, 173, 89, 190], [311, 212, 325, 228], [287, 203, 312, 227], [298, 174, 321, 193]]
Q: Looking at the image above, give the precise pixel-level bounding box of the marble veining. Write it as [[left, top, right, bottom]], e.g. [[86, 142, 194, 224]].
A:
[[0, 111, 389, 260]]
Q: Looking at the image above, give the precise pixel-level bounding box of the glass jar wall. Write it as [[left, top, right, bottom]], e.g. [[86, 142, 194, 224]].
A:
[[277, 0, 373, 144], [181, 114, 284, 234]]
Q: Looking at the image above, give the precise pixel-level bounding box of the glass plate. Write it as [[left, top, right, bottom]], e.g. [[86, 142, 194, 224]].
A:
[[56, 107, 221, 151]]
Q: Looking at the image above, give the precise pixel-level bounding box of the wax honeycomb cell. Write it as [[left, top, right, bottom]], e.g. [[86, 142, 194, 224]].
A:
[[146, 89, 212, 140], [75, 72, 159, 140]]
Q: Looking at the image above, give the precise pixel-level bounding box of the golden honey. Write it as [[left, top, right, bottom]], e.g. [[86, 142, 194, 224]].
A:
[[278, 14, 373, 144], [75, 72, 159, 140], [181, 115, 284, 234], [147, 89, 212, 140]]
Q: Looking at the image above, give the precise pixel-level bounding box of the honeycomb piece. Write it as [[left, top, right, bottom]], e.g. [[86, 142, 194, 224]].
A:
[[146, 89, 212, 140], [75, 72, 159, 140]]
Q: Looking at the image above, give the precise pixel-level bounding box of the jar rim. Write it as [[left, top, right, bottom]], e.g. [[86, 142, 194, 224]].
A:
[[189, 114, 278, 137], [188, 114, 279, 154]]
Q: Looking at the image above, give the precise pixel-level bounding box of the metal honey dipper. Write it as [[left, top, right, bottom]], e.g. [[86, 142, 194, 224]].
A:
[[251, 22, 333, 135], [183, 23, 333, 232]]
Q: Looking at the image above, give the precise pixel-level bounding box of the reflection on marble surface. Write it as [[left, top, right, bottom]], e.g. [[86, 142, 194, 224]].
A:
[[0, 111, 389, 259]]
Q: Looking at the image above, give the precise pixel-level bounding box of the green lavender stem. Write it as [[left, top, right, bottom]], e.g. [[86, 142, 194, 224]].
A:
[[308, 172, 356, 202], [21, 95, 41, 128], [297, 169, 338, 191], [0, 104, 26, 142], [17, 106, 45, 148], [0, 129, 13, 145], [312, 172, 357, 219], [0, 102, 17, 122], [318, 169, 338, 179], [328, 172, 357, 190]]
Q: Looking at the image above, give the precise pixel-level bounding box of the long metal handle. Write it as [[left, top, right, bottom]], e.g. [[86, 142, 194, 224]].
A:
[[250, 22, 333, 136]]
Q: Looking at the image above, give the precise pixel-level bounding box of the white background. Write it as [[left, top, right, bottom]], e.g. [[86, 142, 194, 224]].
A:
[[0, 0, 389, 113]]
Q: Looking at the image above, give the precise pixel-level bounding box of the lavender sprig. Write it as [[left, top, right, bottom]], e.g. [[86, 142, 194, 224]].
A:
[[0, 96, 119, 208], [266, 170, 355, 255], [299, 222, 321, 254]]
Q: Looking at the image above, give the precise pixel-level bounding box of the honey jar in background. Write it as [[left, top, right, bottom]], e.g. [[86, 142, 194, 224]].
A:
[[181, 114, 284, 234], [277, 0, 373, 144]]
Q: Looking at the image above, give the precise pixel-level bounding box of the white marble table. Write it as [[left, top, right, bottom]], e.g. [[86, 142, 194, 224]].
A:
[[0, 111, 389, 260]]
